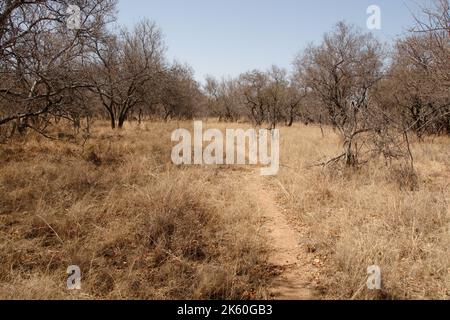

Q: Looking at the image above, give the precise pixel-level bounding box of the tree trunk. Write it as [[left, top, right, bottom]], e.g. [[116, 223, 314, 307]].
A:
[[118, 116, 125, 129], [287, 113, 294, 127], [109, 112, 116, 129], [344, 139, 357, 166]]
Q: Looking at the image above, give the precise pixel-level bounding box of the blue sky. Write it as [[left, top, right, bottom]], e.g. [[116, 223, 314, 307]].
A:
[[117, 0, 422, 82]]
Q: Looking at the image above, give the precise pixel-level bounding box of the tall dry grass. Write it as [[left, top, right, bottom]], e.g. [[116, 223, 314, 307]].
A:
[[1, 120, 448, 300], [0, 121, 272, 300], [274, 124, 450, 299]]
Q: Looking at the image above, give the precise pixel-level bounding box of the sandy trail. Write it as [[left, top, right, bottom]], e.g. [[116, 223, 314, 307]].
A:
[[245, 172, 316, 300]]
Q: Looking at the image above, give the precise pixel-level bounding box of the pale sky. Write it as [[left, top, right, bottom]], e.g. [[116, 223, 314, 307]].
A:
[[117, 0, 423, 82]]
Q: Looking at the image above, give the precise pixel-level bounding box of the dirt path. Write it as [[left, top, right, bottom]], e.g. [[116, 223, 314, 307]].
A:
[[245, 173, 316, 300]]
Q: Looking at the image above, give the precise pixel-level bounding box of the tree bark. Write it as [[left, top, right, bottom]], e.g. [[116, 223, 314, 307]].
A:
[[118, 116, 125, 129], [109, 111, 116, 129]]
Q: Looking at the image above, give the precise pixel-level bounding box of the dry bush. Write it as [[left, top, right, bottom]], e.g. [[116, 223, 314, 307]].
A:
[[0, 121, 271, 300], [387, 165, 419, 191], [276, 124, 449, 300]]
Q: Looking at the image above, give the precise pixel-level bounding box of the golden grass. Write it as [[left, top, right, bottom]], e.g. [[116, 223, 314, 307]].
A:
[[0, 121, 272, 300], [275, 124, 450, 299], [0, 120, 448, 300]]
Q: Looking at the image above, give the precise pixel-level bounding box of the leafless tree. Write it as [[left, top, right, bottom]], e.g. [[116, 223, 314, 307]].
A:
[[158, 62, 203, 121], [384, 0, 450, 136], [264, 65, 307, 129], [294, 22, 411, 166], [238, 70, 268, 126], [204, 75, 241, 122], [0, 0, 116, 136], [207, 67, 306, 128], [88, 19, 165, 129]]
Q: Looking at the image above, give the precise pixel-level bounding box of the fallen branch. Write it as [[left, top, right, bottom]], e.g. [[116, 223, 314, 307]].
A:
[[307, 153, 346, 168]]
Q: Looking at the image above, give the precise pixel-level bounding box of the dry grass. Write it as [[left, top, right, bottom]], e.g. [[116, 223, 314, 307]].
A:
[[0, 121, 272, 300], [275, 124, 450, 300], [1, 120, 448, 300]]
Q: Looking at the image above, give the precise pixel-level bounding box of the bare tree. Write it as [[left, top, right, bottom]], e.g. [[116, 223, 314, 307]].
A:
[[208, 67, 307, 128], [159, 62, 203, 121], [387, 0, 450, 136], [264, 65, 307, 129], [239, 70, 268, 126], [0, 0, 117, 136], [204, 75, 240, 122], [294, 22, 407, 166], [88, 19, 165, 129]]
